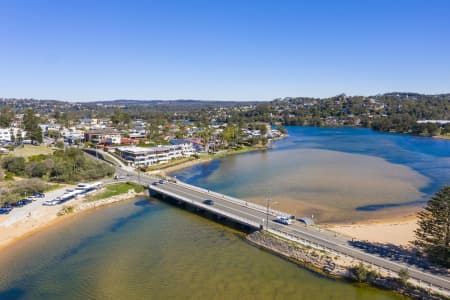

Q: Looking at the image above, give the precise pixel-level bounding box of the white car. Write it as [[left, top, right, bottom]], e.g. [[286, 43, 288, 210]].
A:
[[43, 199, 60, 206]]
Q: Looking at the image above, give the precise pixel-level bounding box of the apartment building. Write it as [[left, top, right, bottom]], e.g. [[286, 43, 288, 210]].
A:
[[115, 143, 196, 167]]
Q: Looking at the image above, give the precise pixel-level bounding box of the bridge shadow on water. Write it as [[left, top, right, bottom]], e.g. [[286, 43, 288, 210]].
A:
[[349, 240, 448, 276]]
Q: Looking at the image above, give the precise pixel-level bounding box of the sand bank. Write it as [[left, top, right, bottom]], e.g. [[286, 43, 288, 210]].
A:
[[327, 215, 418, 246]]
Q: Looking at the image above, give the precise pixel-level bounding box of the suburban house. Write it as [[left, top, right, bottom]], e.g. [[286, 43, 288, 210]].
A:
[[115, 143, 196, 167], [84, 129, 121, 144], [0, 127, 26, 142]]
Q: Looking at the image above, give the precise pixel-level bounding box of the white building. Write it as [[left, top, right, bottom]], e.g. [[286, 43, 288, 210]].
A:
[[0, 127, 26, 142], [416, 120, 450, 124], [116, 143, 196, 167]]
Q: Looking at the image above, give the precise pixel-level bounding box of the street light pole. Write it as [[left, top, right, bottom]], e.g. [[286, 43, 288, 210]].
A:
[[266, 197, 270, 230], [138, 168, 141, 185]]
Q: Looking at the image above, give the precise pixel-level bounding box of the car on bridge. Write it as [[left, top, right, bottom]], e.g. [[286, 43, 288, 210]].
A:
[[274, 216, 292, 225], [203, 199, 214, 206]]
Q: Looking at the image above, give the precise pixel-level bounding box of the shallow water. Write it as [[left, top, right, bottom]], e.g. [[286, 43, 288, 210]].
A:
[[0, 199, 404, 300], [172, 127, 450, 223]]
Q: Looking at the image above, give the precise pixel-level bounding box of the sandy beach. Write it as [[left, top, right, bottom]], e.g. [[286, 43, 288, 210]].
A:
[[328, 215, 418, 246]]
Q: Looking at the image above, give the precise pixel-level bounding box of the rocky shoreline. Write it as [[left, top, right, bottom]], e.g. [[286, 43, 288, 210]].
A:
[[246, 231, 448, 300], [58, 189, 148, 215]]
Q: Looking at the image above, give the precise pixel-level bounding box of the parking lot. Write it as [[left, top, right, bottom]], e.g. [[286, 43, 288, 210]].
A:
[[0, 187, 73, 227]]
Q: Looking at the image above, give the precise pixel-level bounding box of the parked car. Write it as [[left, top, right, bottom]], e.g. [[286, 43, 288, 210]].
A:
[[13, 199, 32, 207], [0, 207, 12, 214], [43, 199, 60, 206], [203, 199, 214, 206], [33, 192, 45, 198], [158, 179, 165, 184]]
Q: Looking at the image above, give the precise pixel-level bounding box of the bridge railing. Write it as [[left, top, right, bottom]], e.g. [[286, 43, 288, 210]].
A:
[[174, 180, 289, 218]]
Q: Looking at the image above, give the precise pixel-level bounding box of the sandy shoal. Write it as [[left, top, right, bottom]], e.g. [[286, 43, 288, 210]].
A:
[[326, 215, 418, 246]]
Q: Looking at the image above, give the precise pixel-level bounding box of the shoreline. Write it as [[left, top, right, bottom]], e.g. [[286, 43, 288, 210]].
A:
[[0, 187, 148, 252]]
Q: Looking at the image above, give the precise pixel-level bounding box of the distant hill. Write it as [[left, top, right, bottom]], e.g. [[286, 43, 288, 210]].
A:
[[87, 99, 263, 106]]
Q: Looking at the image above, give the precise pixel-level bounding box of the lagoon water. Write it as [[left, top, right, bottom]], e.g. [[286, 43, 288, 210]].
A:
[[0, 199, 403, 300], [173, 127, 450, 223], [0, 127, 447, 299]]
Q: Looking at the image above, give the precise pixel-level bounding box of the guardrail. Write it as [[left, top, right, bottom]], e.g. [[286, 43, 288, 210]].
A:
[[174, 180, 289, 218]]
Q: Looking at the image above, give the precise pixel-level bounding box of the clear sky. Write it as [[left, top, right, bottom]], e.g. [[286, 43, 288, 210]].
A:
[[1, 0, 449, 101]]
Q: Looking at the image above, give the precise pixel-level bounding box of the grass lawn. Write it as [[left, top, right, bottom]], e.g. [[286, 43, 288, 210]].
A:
[[85, 182, 144, 202], [13, 144, 54, 158], [211, 145, 267, 158]]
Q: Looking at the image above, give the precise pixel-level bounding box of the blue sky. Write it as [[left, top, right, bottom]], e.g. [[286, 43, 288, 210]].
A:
[[1, 0, 449, 101]]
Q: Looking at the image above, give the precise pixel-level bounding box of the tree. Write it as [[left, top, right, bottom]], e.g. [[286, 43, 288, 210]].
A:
[[0, 107, 15, 127], [23, 109, 43, 143], [414, 186, 450, 267], [1, 157, 26, 175], [349, 263, 378, 283], [398, 268, 409, 286]]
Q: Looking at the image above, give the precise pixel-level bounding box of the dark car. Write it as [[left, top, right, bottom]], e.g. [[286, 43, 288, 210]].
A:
[[203, 199, 214, 206], [0, 207, 12, 214], [33, 192, 45, 198], [13, 199, 32, 207], [158, 179, 165, 184]]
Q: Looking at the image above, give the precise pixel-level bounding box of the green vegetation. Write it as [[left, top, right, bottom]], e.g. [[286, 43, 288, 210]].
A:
[[397, 268, 410, 286], [85, 182, 144, 202], [414, 186, 450, 267], [57, 206, 75, 216], [13, 144, 54, 158], [23, 109, 43, 143], [211, 145, 266, 158], [0, 178, 49, 206], [0, 106, 15, 127], [349, 263, 378, 283], [145, 157, 196, 171], [1, 148, 115, 183]]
